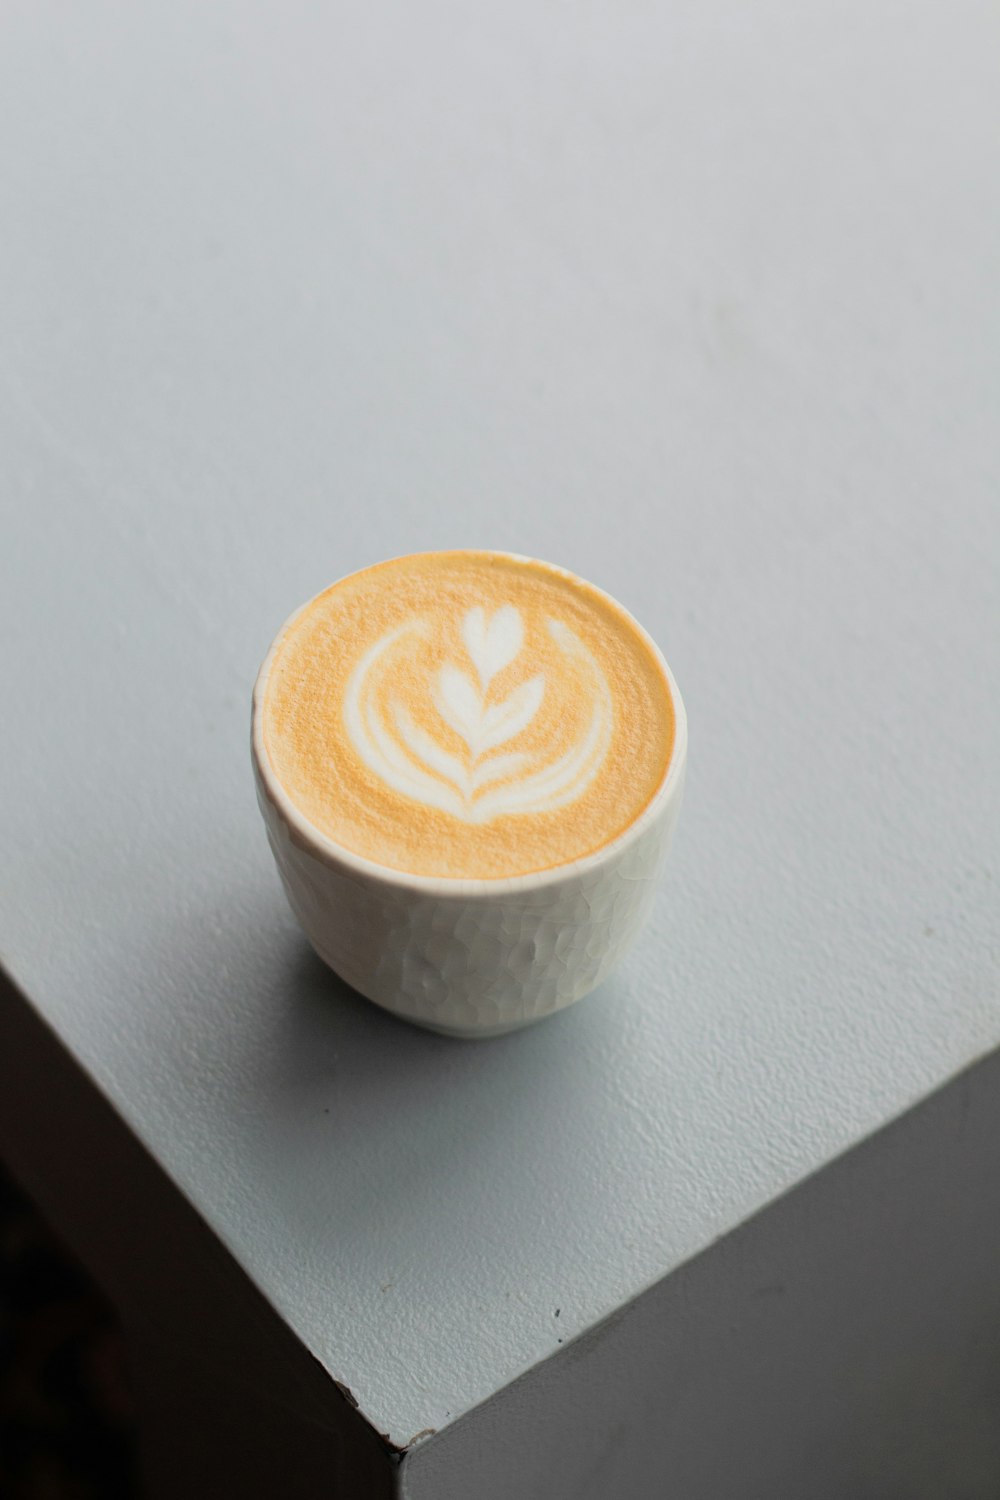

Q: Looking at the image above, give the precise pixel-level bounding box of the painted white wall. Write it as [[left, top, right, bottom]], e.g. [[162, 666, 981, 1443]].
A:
[[1, 0, 997, 1484]]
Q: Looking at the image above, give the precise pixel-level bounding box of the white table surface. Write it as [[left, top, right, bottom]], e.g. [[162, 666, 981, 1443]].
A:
[[2, 0, 998, 1454]]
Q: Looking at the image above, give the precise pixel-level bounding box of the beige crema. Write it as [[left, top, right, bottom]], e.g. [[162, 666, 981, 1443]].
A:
[[260, 551, 676, 879]]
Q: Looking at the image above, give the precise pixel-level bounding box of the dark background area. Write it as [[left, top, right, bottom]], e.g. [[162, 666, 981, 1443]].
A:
[[0, 1161, 139, 1499]]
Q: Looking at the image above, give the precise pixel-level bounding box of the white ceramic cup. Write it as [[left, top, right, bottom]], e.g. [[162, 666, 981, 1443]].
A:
[[251, 565, 687, 1038]]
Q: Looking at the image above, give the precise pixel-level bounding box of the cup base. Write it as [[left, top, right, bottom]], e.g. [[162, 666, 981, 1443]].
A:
[[398, 1012, 553, 1041]]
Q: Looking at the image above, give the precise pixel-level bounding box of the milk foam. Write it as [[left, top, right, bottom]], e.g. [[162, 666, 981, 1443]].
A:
[[343, 609, 613, 823], [260, 552, 675, 879]]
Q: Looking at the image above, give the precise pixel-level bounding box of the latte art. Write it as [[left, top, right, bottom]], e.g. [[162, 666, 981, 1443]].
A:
[[344, 608, 612, 823], [259, 552, 676, 879]]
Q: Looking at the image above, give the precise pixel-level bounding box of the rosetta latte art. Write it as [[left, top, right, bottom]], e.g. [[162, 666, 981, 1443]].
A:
[[260, 551, 675, 878], [343, 605, 613, 823]]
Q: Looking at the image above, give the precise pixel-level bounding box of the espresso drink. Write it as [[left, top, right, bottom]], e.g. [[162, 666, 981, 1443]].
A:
[[260, 551, 676, 880]]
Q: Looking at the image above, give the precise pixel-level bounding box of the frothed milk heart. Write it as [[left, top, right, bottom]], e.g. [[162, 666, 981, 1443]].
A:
[[260, 553, 676, 880]]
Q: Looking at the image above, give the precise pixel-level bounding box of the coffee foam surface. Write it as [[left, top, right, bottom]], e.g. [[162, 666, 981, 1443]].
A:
[[261, 552, 675, 879]]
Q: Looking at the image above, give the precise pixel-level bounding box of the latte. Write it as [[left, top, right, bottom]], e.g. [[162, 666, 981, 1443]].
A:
[[258, 551, 676, 880]]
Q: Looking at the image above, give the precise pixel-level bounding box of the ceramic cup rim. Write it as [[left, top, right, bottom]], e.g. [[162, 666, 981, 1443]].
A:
[[251, 549, 688, 900]]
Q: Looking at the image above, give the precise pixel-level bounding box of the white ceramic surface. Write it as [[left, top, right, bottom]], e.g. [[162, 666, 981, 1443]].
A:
[[251, 556, 687, 1037]]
